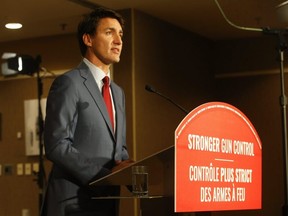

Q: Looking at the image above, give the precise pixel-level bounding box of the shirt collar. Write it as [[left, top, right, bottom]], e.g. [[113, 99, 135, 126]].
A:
[[83, 58, 111, 84]]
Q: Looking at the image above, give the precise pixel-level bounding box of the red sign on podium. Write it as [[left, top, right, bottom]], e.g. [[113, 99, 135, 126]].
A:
[[175, 102, 262, 212]]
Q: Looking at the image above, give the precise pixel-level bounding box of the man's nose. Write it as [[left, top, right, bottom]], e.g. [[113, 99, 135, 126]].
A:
[[114, 34, 122, 45]]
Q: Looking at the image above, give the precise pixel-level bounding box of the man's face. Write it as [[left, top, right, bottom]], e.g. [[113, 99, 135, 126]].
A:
[[87, 18, 123, 66]]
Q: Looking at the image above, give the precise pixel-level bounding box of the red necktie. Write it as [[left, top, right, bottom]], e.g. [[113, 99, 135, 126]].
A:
[[102, 76, 114, 130]]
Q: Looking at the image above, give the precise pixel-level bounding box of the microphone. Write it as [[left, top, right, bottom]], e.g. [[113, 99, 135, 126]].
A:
[[145, 84, 189, 115]]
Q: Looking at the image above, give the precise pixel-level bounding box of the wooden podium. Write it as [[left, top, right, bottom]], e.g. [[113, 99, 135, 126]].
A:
[[89, 102, 261, 215], [89, 145, 176, 215]]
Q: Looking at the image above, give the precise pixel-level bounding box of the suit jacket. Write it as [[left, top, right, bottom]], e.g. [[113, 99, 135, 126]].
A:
[[42, 61, 129, 216]]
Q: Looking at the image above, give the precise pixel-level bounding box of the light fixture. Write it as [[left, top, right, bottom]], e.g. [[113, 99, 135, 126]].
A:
[[1, 53, 41, 76], [5, 23, 22, 30]]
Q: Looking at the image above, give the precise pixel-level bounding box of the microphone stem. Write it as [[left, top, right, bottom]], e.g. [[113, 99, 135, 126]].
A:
[[156, 91, 189, 115]]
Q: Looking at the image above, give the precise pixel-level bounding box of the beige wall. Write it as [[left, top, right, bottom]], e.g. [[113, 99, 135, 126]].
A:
[[0, 8, 285, 216]]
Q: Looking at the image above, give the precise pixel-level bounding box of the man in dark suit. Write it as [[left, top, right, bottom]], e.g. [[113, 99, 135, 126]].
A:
[[42, 7, 133, 216]]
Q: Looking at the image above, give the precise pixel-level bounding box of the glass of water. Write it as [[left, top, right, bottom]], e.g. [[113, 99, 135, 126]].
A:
[[131, 165, 148, 197]]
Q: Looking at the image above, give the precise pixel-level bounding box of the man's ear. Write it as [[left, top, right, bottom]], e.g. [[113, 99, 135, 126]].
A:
[[82, 33, 92, 47]]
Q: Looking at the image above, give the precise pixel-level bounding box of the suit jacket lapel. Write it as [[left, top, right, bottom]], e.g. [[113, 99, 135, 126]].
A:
[[77, 62, 115, 139]]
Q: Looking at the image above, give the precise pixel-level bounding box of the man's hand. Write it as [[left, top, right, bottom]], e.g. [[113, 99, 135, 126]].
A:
[[112, 159, 135, 172]]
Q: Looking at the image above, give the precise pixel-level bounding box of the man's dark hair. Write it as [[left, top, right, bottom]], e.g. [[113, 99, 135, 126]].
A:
[[77, 7, 124, 56]]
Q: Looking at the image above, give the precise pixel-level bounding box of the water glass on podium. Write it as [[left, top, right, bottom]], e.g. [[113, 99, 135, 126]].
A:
[[132, 165, 148, 197]]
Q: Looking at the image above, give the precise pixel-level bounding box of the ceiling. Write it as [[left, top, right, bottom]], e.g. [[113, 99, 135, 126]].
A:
[[1, 0, 288, 43]]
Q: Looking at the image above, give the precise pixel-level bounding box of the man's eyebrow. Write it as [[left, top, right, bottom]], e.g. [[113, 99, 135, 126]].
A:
[[105, 27, 123, 35], [105, 27, 123, 31]]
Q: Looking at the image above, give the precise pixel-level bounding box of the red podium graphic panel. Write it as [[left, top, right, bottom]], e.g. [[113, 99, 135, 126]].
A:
[[175, 102, 262, 212]]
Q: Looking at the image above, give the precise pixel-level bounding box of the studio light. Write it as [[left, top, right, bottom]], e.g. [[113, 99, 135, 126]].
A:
[[1, 52, 41, 76]]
